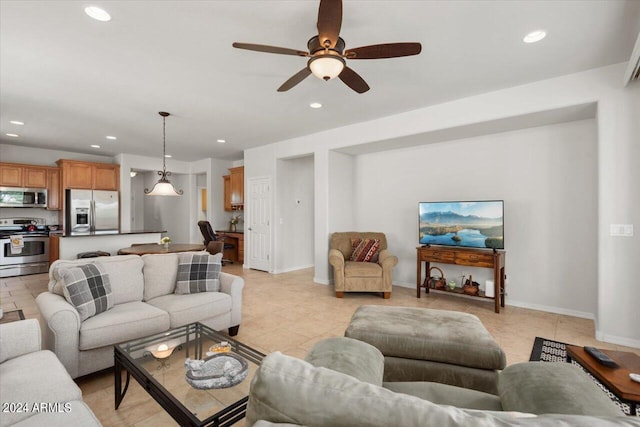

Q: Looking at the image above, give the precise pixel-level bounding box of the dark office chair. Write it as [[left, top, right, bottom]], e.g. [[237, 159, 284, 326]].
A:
[[197, 221, 234, 264]]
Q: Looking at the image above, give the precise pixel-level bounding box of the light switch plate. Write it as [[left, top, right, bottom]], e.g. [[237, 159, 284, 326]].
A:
[[609, 224, 634, 237]]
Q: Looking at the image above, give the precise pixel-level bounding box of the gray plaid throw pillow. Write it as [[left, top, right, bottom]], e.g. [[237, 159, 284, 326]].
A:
[[175, 252, 222, 294], [61, 263, 113, 321]]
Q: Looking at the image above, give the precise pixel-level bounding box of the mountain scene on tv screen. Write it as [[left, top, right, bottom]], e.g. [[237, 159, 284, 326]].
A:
[[419, 202, 504, 249]]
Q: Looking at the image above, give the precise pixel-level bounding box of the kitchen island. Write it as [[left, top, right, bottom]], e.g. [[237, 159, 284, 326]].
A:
[[50, 230, 165, 262]]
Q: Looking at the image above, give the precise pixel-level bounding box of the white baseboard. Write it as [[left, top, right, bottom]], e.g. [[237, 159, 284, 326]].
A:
[[272, 264, 314, 274], [313, 276, 330, 285], [505, 299, 594, 320], [393, 281, 597, 320], [393, 281, 415, 289], [595, 330, 640, 349]]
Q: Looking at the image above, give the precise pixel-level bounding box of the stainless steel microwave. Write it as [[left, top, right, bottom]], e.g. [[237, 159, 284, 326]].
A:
[[0, 187, 47, 208]]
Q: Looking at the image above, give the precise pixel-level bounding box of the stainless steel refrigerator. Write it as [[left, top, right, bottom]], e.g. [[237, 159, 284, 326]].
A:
[[65, 189, 119, 234]]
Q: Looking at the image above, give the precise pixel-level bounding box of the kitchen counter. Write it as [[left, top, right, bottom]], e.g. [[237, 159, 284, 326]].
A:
[[61, 229, 166, 237], [50, 231, 165, 261]]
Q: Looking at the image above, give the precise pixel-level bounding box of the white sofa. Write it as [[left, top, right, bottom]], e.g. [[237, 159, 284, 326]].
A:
[[35, 252, 243, 379], [0, 319, 101, 426]]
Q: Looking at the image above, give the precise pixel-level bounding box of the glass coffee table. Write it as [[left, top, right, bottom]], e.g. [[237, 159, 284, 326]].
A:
[[114, 322, 265, 426]]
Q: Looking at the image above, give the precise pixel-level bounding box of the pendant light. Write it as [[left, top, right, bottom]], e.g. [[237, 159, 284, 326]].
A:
[[145, 112, 183, 196]]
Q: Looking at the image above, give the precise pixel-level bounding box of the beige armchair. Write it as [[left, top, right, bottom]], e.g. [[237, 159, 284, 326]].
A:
[[329, 232, 398, 299]]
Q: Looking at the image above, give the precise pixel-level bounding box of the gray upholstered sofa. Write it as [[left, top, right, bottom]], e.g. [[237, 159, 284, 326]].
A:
[[0, 319, 101, 426], [35, 252, 243, 378], [246, 337, 633, 427]]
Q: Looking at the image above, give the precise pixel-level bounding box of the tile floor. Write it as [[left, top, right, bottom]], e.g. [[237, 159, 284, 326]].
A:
[[2, 265, 638, 426]]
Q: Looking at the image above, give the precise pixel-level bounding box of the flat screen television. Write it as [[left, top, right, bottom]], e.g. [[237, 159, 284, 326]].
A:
[[419, 200, 504, 250]]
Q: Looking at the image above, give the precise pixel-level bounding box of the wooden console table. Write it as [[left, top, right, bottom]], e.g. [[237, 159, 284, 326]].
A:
[[416, 246, 506, 313]]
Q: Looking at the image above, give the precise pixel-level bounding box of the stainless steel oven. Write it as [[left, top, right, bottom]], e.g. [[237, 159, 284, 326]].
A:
[[0, 235, 49, 277]]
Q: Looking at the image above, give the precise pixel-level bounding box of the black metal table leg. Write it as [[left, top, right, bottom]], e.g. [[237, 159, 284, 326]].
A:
[[114, 353, 131, 409]]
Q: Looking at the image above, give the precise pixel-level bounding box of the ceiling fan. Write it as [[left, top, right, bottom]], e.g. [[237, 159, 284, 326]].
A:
[[232, 0, 422, 94]]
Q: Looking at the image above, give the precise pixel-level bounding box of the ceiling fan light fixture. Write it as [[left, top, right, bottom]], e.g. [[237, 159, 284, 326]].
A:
[[145, 112, 183, 196], [309, 55, 345, 81]]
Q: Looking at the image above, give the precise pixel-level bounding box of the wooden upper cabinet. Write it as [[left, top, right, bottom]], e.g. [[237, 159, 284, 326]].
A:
[[23, 166, 47, 188], [229, 166, 244, 208], [0, 164, 22, 187], [0, 163, 48, 188], [60, 161, 93, 189], [93, 163, 119, 190], [223, 175, 232, 211], [46, 168, 61, 210], [58, 160, 120, 191]]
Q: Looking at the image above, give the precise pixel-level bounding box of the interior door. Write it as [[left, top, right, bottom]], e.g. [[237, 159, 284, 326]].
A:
[[247, 176, 271, 271]]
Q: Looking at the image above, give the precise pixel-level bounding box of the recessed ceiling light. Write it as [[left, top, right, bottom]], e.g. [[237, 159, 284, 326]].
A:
[[106, 135, 117, 140], [523, 30, 546, 44], [6, 133, 19, 137], [310, 102, 323, 109], [9, 120, 24, 125], [217, 139, 226, 144], [164, 154, 172, 158], [90, 144, 101, 148], [85, 6, 111, 22], [130, 171, 137, 178]]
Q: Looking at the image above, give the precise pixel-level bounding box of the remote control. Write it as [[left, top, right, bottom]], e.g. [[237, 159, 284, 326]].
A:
[[584, 346, 617, 367], [630, 373, 640, 384]]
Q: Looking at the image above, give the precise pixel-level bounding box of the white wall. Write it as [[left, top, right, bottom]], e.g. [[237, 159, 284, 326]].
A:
[[354, 119, 598, 317], [0, 144, 113, 166], [328, 151, 355, 232], [275, 156, 314, 273], [142, 171, 191, 242], [130, 174, 145, 230], [0, 207, 58, 225], [596, 76, 640, 345], [244, 63, 640, 347]]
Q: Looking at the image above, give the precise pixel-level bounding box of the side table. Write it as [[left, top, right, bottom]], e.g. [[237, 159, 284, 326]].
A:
[[566, 345, 640, 415], [0, 309, 25, 324]]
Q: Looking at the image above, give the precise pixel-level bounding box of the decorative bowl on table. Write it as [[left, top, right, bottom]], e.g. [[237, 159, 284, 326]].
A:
[[185, 353, 249, 390]]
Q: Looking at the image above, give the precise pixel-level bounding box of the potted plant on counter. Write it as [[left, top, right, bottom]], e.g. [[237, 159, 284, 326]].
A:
[[160, 236, 171, 249], [229, 215, 241, 232]]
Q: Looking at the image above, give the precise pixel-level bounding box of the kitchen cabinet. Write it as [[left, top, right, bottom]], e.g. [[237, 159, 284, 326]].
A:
[[0, 163, 48, 188], [0, 164, 22, 187], [93, 163, 119, 190], [59, 160, 92, 189], [223, 175, 232, 211], [23, 166, 47, 188], [229, 166, 244, 209], [58, 159, 120, 191], [46, 168, 61, 210]]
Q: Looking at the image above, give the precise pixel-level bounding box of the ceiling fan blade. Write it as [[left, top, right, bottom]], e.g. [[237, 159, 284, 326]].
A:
[[345, 42, 422, 59], [233, 42, 308, 57], [317, 0, 342, 48], [277, 68, 312, 92], [338, 66, 369, 94]]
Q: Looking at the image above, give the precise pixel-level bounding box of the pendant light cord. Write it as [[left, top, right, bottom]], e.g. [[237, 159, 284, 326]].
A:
[[162, 114, 167, 173]]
